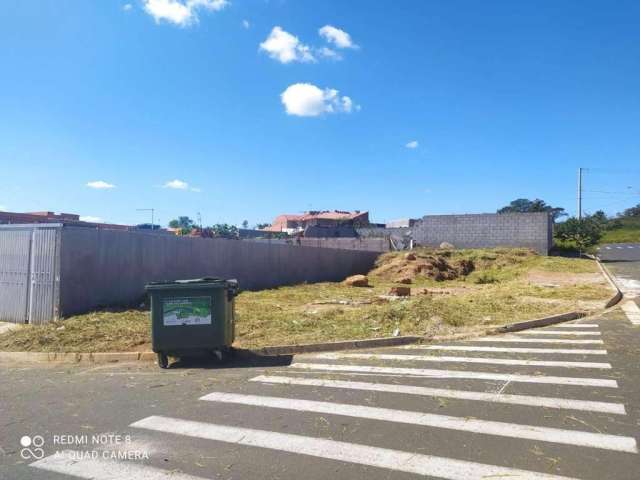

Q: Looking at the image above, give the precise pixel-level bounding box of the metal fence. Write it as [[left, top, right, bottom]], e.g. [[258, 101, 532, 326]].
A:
[[0, 224, 60, 324]]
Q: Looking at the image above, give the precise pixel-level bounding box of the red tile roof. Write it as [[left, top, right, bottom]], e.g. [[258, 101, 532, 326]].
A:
[[263, 211, 368, 232]]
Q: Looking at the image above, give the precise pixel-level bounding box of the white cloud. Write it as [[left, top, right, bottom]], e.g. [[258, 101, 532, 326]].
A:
[[164, 179, 189, 189], [317, 46, 341, 60], [242, 19, 250, 29], [259, 26, 315, 64], [80, 216, 104, 223], [405, 140, 419, 149], [319, 25, 357, 49], [281, 83, 358, 117], [0, 205, 7, 211], [87, 180, 116, 189], [162, 179, 202, 192], [123, 3, 133, 11], [143, 0, 228, 27]]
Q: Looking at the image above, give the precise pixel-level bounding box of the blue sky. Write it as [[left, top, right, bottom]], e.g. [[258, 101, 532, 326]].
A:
[[1, 0, 639, 226]]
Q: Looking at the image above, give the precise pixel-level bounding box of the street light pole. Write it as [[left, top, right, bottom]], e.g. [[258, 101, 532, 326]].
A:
[[577, 168, 583, 220]]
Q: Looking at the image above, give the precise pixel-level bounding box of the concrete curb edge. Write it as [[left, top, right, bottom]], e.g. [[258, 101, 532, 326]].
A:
[[587, 254, 624, 308]]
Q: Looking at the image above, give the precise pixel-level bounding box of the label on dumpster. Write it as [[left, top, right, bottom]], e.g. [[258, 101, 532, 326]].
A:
[[162, 297, 212, 326]]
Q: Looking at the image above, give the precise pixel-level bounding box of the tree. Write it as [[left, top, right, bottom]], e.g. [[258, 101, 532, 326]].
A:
[[168, 216, 194, 235], [498, 198, 566, 222], [255, 222, 271, 229], [202, 224, 239, 239], [555, 217, 603, 251], [589, 210, 608, 228], [621, 203, 640, 217], [241, 220, 249, 229]]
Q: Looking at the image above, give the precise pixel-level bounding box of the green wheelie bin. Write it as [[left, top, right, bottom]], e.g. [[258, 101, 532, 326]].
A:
[[145, 278, 239, 368]]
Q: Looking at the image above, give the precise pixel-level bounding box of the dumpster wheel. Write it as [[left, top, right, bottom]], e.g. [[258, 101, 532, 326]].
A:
[[157, 352, 169, 369]]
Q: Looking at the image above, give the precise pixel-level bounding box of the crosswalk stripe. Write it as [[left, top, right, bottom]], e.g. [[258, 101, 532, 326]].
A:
[[312, 352, 612, 369], [474, 338, 603, 344], [290, 363, 618, 387], [403, 345, 608, 355], [621, 302, 640, 325], [517, 330, 601, 336], [199, 392, 637, 453], [131, 415, 582, 480], [250, 375, 627, 414], [30, 450, 207, 480], [554, 324, 600, 328]]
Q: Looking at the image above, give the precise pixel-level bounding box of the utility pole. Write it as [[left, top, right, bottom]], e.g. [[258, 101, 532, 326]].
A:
[[136, 208, 155, 230], [577, 168, 583, 220]]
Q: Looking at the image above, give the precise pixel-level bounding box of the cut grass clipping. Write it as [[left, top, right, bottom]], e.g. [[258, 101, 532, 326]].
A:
[[0, 248, 612, 352]]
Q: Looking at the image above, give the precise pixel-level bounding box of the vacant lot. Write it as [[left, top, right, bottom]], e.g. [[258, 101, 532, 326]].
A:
[[0, 248, 612, 352]]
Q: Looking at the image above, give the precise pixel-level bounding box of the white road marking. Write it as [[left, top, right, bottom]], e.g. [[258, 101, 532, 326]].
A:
[[312, 352, 611, 369], [605, 246, 612, 250], [199, 392, 636, 453], [628, 246, 635, 249], [404, 345, 608, 355], [621, 301, 640, 325], [131, 415, 583, 480], [474, 337, 603, 344], [553, 324, 600, 328], [516, 330, 601, 336], [250, 375, 627, 415], [30, 451, 207, 480], [290, 363, 618, 387]]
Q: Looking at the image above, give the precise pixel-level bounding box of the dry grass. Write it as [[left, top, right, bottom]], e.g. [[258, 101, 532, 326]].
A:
[[0, 248, 613, 352]]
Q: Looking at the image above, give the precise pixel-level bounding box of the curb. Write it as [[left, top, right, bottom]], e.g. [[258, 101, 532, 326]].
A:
[[484, 310, 585, 335], [590, 255, 624, 308], [236, 335, 423, 357], [0, 351, 157, 364]]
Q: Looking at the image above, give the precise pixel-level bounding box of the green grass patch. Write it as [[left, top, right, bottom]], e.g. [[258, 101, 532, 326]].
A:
[[600, 217, 640, 244]]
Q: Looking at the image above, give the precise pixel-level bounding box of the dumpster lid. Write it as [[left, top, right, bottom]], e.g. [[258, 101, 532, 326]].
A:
[[145, 277, 238, 291], [147, 277, 226, 286]]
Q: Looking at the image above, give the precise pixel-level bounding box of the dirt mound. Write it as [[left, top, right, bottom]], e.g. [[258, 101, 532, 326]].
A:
[[371, 251, 475, 283], [343, 274, 369, 287]]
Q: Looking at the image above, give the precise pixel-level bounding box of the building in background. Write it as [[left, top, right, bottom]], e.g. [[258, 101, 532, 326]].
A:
[[385, 218, 418, 228], [263, 210, 371, 234], [0, 211, 139, 231]]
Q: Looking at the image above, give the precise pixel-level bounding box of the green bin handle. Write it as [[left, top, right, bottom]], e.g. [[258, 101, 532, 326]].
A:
[[226, 279, 239, 300]]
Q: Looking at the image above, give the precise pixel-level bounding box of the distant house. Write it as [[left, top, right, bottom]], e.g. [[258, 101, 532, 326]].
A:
[[0, 211, 130, 230], [386, 218, 418, 228], [0, 210, 168, 233], [263, 210, 370, 234]]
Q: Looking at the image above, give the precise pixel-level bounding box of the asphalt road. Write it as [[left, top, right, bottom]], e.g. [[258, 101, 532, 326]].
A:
[[597, 243, 640, 300], [2, 308, 640, 480], [597, 243, 640, 263]]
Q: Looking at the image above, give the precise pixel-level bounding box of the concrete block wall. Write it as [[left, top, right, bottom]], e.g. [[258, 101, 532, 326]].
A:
[[413, 213, 552, 254], [59, 227, 380, 316], [298, 237, 388, 252]]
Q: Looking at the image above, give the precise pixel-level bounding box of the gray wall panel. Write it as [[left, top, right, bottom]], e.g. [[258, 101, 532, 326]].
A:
[[59, 228, 379, 316]]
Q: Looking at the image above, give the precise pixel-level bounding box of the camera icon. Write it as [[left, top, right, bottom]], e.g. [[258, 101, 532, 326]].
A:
[[20, 435, 45, 460]]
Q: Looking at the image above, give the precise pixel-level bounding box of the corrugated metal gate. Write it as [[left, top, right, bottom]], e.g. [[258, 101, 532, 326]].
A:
[[0, 224, 61, 324]]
